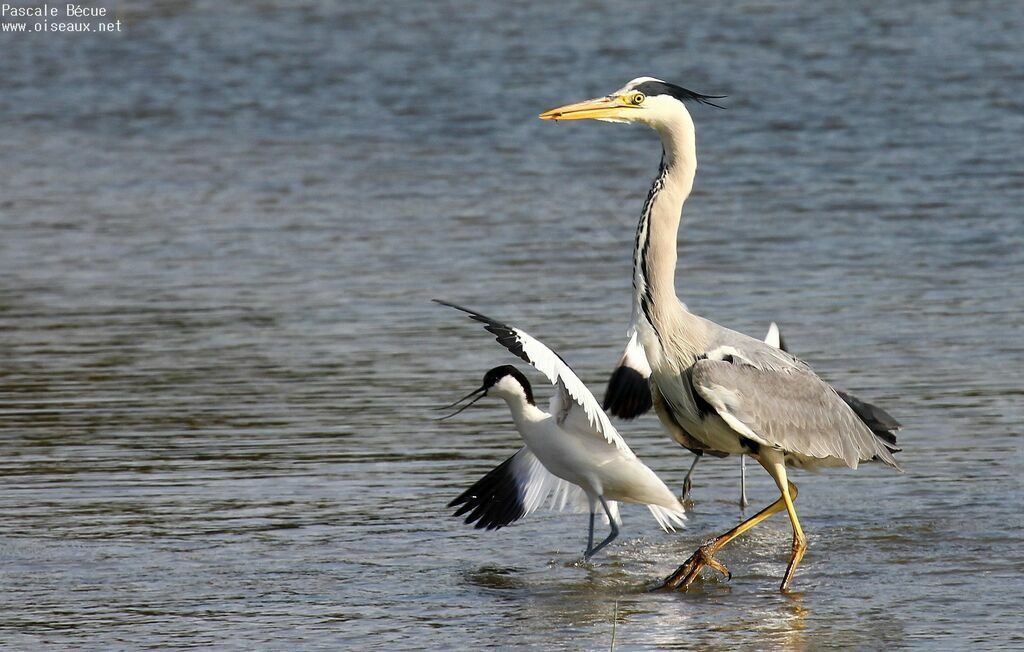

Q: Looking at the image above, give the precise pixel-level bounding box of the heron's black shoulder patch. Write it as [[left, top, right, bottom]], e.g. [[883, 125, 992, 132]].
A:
[[603, 366, 653, 419]]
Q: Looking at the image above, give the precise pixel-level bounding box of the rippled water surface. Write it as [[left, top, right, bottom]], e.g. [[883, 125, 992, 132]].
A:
[[1, 1, 1022, 649]]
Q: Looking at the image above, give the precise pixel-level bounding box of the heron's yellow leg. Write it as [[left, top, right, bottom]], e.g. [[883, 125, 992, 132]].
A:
[[659, 481, 798, 590], [773, 467, 807, 592]]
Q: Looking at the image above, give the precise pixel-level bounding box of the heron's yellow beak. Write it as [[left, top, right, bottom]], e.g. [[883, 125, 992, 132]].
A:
[[538, 95, 634, 121]]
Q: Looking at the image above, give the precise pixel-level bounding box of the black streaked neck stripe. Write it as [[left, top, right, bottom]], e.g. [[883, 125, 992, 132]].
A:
[[634, 150, 670, 335]]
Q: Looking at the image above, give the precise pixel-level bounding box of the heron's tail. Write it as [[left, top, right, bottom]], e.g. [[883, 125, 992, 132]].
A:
[[838, 389, 901, 449], [837, 390, 902, 471]]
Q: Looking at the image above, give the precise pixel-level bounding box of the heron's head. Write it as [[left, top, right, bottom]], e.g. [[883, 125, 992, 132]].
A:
[[539, 77, 724, 128], [438, 365, 535, 419]]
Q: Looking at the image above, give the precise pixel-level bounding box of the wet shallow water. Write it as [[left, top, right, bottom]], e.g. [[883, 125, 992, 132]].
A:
[[1, 1, 1022, 649]]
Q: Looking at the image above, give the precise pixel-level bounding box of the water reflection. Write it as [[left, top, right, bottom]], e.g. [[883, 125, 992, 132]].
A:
[[462, 565, 530, 592]]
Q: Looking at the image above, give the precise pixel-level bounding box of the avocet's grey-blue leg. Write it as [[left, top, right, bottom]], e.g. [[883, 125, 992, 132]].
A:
[[584, 509, 596, 559], [586, 497, 620, 558]]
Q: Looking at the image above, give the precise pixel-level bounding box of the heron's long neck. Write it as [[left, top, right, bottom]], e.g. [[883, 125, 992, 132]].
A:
[[632, 116, 706, 359]]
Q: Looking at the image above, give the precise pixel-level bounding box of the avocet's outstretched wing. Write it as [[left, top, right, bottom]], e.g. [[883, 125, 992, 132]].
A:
[[449, 447, 604, 529], [435, 300, 635, 459]]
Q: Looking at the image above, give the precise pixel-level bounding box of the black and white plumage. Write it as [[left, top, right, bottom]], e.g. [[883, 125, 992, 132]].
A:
[[540, 77, 902, 591], [435, 299, 685, 560], [449, 445, 589, 531]]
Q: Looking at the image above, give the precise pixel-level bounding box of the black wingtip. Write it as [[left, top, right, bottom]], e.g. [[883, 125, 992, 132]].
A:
[[448, 454, 526, 531], [433, 299, 536, 369], [602, 366, 653, 419], [433, 298, 486, 321], [433, 299, 502, 329]]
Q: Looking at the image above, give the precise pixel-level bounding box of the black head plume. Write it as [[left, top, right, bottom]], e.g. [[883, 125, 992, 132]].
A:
[[632, 80, 727, 109]]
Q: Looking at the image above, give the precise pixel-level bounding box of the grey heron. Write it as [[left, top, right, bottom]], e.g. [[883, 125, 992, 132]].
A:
[[540, 78, 901, 592], [436, 300, 685, 560]]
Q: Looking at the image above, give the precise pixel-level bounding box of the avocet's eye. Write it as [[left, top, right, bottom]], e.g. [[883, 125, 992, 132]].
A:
[[631, 93, 645, 105]]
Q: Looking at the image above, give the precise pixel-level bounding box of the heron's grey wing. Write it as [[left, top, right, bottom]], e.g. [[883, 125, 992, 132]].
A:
[[448, 447, 590, 530], [761, 321, 897, 450], [763, 322, 899, 450], [602, 329, 653, 419], [435, 300, 636, 459], [690, 359, 901, 470]]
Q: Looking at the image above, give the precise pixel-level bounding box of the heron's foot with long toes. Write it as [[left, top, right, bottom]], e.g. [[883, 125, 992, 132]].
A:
[[778, 536, 807, 593], [658, 544, 731, 590]]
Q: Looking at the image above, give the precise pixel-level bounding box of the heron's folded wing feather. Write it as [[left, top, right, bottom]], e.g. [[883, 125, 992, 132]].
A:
[[762, 323, 899, 450], [690, 360, 901, 470]]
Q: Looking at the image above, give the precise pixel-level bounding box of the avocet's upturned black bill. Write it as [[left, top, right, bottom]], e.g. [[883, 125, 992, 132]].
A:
[[434, 299, 685, 560], [541, 78, 902, 592], [437, 365, 532, 421]]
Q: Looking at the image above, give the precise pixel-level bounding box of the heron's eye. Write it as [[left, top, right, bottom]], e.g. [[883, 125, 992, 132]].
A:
[[631, 93, 645, 105]]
